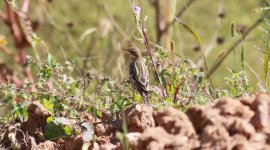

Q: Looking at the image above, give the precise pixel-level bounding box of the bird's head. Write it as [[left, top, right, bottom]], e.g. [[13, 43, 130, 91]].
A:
[[124, 47, 142, 59]]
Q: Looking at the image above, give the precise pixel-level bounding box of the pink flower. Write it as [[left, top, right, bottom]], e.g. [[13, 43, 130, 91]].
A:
[[133, 5, 141, 15]]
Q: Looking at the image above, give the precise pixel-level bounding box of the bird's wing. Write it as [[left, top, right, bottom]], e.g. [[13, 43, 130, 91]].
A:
[[129, 61, 149, 94]]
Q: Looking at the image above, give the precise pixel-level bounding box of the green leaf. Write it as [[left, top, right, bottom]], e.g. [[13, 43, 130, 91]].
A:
[[12, 103, 28, 121], [165, 97, 172, 103], [47, 116, 54, 123], [42, 98, 54, 110], [40, 67, 53, 80], [96, 110, 103, 118], [160, 69, 170, 87], [45, 122, 66, 139], [45, 117, 74, 140], [64, 126, 72, 135], [160, 69, 170, 77]]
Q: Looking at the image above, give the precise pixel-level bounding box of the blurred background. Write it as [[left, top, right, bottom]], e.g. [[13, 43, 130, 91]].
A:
[[0, 0, 269, 89]]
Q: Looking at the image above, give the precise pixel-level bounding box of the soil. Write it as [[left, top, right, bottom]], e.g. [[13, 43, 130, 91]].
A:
[[1, 94, 270, 150]]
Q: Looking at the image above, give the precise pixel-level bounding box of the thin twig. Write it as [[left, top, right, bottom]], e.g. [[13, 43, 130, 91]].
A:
[[209, 18, 263, 75], [142, 25, 166, 99], [173, 79, 184, 103]]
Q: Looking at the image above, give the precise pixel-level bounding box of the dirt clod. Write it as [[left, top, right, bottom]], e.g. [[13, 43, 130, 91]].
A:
[[81, 112, 101, 123], [200, 124, 231, 149], [228, 118, 255, 138], [186, 106, 221, 133], [250, 94, 270, 133], [214, 97, 254, 119], [154, 107, 196, 138], [21, 101, 50, 141], [131, 127, 191, 150], [95, 123, 111, 137], [123, 104, 155, 132], [64, 134, 84, 150]]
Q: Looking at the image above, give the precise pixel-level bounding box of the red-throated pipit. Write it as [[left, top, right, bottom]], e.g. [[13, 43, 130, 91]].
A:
[[124, 47, 150, 105]]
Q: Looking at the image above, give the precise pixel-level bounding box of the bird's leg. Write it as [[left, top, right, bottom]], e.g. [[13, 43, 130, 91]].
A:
[[143, 95, 149, 105], [132, 88, 135, 103]]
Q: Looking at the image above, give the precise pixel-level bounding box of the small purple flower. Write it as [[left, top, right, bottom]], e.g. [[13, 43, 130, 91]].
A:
[[133, 5, 141, 15]]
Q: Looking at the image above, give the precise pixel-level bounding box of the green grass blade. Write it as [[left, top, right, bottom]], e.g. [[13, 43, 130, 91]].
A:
[[174, 17, 202, 44], [231, 23, 235, 37], [174, 17, 214, 91], [264, 34, 270, 90]]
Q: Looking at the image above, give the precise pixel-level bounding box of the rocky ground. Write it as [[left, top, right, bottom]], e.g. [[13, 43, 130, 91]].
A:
[[1, 94, 270, 150]]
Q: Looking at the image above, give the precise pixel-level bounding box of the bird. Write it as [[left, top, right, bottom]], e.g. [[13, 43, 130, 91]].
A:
[[124, 47, 150, 105]]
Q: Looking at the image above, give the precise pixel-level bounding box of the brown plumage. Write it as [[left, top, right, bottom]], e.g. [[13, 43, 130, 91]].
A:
[[124, 47, 150, 105]]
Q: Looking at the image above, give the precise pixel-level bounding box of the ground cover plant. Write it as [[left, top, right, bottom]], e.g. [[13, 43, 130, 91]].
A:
[[0, 0, 270, 149]]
